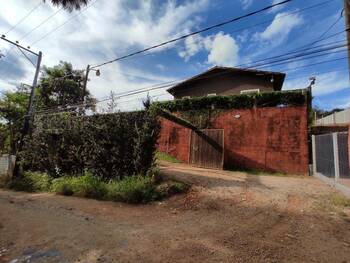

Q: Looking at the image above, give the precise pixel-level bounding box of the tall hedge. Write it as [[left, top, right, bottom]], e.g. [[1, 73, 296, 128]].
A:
[[20, 111, 159, 180]]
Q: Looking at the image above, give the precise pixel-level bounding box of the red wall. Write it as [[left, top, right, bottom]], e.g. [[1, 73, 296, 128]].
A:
[[157, 106, 309, 175], [348, 125, 350, 168]]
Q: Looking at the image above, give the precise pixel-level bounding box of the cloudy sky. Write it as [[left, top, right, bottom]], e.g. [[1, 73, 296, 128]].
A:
[[0, 0, 348, 111]]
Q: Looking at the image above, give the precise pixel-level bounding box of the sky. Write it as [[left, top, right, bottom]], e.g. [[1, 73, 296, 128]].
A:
[[0, 0, 348, 111]]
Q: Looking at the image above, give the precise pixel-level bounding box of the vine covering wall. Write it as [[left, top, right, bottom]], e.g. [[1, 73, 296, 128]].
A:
[[20, 111, 159, 180]]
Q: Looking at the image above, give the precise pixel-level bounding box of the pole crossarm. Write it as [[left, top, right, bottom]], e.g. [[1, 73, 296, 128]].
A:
[[0, 35, 39, 57]]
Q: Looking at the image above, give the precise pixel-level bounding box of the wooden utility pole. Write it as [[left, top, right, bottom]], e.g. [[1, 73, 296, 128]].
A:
[[82, 64, 90, 103], [344, 0, 350, 80]]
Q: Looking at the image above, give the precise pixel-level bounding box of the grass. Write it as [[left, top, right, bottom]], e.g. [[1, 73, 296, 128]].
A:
[[156, 151, 182, 163], [8, 171, 189, 204], [330, 194, 350, 207]]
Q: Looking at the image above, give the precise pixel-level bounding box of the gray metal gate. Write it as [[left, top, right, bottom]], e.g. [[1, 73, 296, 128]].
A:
[[312, 132, 350, 197]]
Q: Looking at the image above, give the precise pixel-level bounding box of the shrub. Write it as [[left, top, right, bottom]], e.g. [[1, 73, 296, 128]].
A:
[[20, 110, 159, 180], [106, 176, 157, 204], [51, 173, 107, 199], [155, 181, 190, 198], [9, 172, 51, 192], [8, 171, 189, 204], [151, 90, 307, 112]]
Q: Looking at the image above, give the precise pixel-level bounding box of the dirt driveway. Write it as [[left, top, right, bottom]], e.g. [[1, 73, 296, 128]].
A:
[[1, 162, 350, 263]]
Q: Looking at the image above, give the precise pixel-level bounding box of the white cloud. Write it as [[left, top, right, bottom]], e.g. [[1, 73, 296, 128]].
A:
[[269, 0, 285, 13], [239, 0, 253, 10], [178, 31, 240, 66], [206, 32, 239, 67], [284, 72, 349, 96], [178, 35, 204, 61], [255, 12, 303, 43], [0, 0, 210, 110]]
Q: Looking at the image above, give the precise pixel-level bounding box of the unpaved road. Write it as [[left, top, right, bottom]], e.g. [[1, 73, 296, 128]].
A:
[[1, 162, 350, 263]]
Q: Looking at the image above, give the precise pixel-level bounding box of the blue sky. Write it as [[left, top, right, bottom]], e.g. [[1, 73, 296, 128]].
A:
[[0, 0, 348, 111]]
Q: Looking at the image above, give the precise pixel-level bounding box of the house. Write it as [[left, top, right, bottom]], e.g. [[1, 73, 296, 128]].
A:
[[167, 66, 286, 99]]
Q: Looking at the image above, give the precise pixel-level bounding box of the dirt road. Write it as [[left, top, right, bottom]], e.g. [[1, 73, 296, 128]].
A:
[[1, 162, 350, 263]]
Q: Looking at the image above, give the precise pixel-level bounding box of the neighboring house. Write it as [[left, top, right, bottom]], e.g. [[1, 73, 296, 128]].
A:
[[167, 66, 286, 99], [315, 108, 350, 126]]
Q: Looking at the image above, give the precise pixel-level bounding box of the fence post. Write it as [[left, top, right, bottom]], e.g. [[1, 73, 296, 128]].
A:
[[312, 135, 317, 175], [333, 133, 340, 183]]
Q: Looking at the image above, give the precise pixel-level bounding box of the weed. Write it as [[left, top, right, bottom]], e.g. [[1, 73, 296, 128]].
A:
[[156, 151, 181, 163], [330, 195, 350, 207], [9, 172, 51, 192]]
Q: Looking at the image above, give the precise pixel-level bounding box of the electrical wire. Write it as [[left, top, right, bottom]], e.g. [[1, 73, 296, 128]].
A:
[[297, 8, 344, 50], [17, 7, 63, 41], [4, 1, 42, 35], [111, 0, 337, 64], [90, 0, 293, 69], [30, 0, 101, 46], [33, 50, 347, 117]]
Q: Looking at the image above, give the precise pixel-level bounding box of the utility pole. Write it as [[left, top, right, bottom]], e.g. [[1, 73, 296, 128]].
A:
[[344, 0, 350, 80], [1, 35, 42, 176], [82, 64, 90, 104], [15, 51, 42, 165]]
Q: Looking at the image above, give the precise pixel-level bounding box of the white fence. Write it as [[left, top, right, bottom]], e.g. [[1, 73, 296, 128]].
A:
[[312, 132, 350, 197], [0, 154, 16, 178], [315, 108, 350, 126]]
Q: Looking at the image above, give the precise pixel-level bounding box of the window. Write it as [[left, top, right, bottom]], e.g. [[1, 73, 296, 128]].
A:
[[207, 93, 216, 97], [240, 89, 260, 94], [182, 96, 191, 99]]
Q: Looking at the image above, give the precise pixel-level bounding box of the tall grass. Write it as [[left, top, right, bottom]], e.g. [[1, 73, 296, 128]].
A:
[[8, 171, 189, 204]]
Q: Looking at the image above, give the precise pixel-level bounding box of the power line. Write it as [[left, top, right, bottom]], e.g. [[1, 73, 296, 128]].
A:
[[33, 51, 346, 116], [90, 0, 292, 69], [249, 43, 347, 69], [298, 8, 344, 50], [113, 0, 337, 64], [30, 0, 101, 46], [237, 38, 347, 68], [5, 1, 42, 35], [285, 67, 348, 80], [18, 7, 63, 41]]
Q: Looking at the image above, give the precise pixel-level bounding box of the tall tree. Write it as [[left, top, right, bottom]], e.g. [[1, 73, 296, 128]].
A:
[[44, 0, 89, 11], [0, 85, 30, 154], [37, 61, 95, 112]]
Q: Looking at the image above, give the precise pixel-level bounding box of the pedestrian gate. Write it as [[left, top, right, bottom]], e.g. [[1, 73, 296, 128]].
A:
[[189, 129, 224, 169]]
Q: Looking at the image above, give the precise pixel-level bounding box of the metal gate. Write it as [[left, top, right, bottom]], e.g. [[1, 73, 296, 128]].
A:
[[189, 129, 224, 169], [312, 132, 350, 197]]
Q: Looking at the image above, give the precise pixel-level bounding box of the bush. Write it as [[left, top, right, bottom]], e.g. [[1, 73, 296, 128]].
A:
[[20, 110, 160, 180], [51, 173, 107, 199], [106, 176, 157, 204], [151, 90, 307, 112], [8, 170, 190, 204], [9, 172, 51, 192]]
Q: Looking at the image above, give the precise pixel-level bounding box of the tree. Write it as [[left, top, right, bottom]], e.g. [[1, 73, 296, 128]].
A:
[[107, 91, 117, 113], [44, 0, 89, 11], [0, 85, 30, 154], [37, 61, 95, 112]]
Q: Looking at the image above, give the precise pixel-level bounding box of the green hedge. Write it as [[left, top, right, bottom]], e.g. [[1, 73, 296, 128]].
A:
[[151, 90, 307, 112], [20, 111, 159, 180]]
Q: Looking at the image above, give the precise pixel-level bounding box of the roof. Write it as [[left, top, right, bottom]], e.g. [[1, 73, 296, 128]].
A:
[[167, 66, 286, 94]]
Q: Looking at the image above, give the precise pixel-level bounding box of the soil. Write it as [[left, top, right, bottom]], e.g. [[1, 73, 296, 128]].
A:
[[1, 162, 350, 263]]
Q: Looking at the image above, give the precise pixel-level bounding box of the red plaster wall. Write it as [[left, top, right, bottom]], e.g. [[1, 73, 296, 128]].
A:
[[157, 117, 191, 163], [157, 106, 309, 175], [348, 125, 350, 168]]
